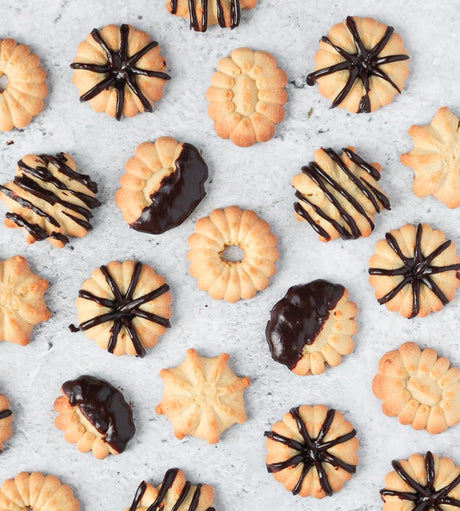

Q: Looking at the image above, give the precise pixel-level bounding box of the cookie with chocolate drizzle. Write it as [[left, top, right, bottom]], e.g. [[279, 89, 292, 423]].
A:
[[0, 393, 12, 451], [369, 223, 460, 318], [71, 24, 170, 120], [381, 452, 460, 510], [115, 137, 208, 235], [126, 468, 215, 511], [54, 375, 135, 460], [307, 16, 409, 113], [265, 404, 359, 498], [71, 260, 171, 357], [292, 146, 390, 242], [167, 0, 257, 32]]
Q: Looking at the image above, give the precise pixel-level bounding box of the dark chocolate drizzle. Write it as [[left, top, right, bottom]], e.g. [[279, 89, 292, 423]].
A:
[[128, 468, 215, 511], [306, 16, 409, 113], [294, 147, 390, 240], [71, 24, 171, 120], [381, 451, 460, 510], [132, 143, 208, 235], [369, 224, 460, 318], [265, 407, 357, 496], [62, 375, 135, 454], [170, 0, 241, 32], [0, 409, 12, 420], [266, 280, 345, 370], [70, 262, 170, 357], [0, 153, 100, 246]]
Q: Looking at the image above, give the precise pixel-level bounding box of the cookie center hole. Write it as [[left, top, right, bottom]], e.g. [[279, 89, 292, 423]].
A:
[[221, 245, 245, 263], [0, 74, 8, 92], [407, 375, 442, 406]]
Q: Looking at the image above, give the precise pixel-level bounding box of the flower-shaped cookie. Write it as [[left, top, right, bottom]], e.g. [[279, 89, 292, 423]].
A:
[[126, 469, 215, 511], [0, 394, 12, 450], [71, 24, 170, 120], [373, 342, 460, 434], [401, 107, 460, 209], [0, 472, 79, 511], [292, 146, 390, 242], [307, 16, 409, 113], [0, 38, 47, 132], [265, 405, 359, 498], [0, 255, 49, 345], [206, 47, 287, 147], [381, 452, 460, 510], [156, 348, 250, 444], [266, 280, 358, 375], [115, 137, 209, 234], [167, 0, 257, 32], [71, 260, 171, 357], [54, 375, 136, 459], [369, 223, 460, 318], [187, 206, 279, 302]]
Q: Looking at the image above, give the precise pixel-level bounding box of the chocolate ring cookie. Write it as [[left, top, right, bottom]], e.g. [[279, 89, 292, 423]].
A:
[[266, 280, 358, 375], [0, 393, 12, 450], [265, 404, 359, 498], [115, 137, 208, 234], [71, 24, 170, 120], [0, 38, 47, 132], [71, 260, 171, 357], [369, 223, 460, 318], [307, 16, 409, 113], [54, 375, 135, 459], [187, 205, 279, 302]]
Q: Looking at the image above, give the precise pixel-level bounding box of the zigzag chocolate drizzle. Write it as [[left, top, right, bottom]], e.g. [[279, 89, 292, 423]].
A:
[[128, 469, 215, 511], [0, 153, 100, 246], [70, 262, 170, 357], [294, 147, 390, 240], [71, 24, 171, 120], [381, 452, 460, 510], [369, 224, 460, 318], [0, 409, 12, 420], [171, 0, 241, 32], [306, 16, 409, 113], [264, 407, 357, 496]]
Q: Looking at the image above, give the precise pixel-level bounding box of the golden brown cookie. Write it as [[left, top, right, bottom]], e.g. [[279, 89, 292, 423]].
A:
[[187, 205, 279, 302], [71, 24, 170, 120], [292, 146, 390, 242], [0, 472, 79, 511], [115, 137, 208, 234], [71, 260, 171, 357], [381, 452, 460, 510], [206, 47, 287, 147], [369, 223, 460, 318], [156, 348, 250, 444], [266, 280, 358, 376], [54, 375, 135, 460], [0, 153, 101, 248], [126, 468, 215, 511], [373, 342, 460, 434], [167, 0, 257, 32], [265, 405, 359, 498], [401, 107, 460, 209], [0, 38, 47, 132], [0, 255, 49, 345], [0, 394, 12, 451], [307, 16, 409, 113]]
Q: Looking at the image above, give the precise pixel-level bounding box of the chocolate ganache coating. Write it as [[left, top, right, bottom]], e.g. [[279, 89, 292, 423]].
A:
[[266, 280, 345, 370], [132, 143, 208, 235], [62, 375, 135, 454], [0, 409, 12, 420]]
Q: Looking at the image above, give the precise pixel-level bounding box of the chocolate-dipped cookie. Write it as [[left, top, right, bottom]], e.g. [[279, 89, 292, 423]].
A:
[[0, 393, 12, 450], [54, 375, 135, 459], [115, 137, 208, 235], [266, 280, 357, 375]]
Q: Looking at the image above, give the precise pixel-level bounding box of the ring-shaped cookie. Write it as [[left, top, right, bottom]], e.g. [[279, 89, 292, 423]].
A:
[[187, 205, 279, 302]]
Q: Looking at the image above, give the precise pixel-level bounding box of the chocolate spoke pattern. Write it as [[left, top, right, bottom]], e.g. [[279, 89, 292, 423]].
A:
[[71, 261, 171, 357], [71, 24, 170, 120], [307, 16, 409, 113], [265, 405, 358, 498], [381, 452, 460, 510]]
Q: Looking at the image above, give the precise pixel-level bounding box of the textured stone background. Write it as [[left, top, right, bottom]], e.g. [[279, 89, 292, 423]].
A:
[[0, 0, 459, 509]]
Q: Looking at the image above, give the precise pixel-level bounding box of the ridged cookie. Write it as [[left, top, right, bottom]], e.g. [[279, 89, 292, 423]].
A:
[[0, 394, 12, 451]]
